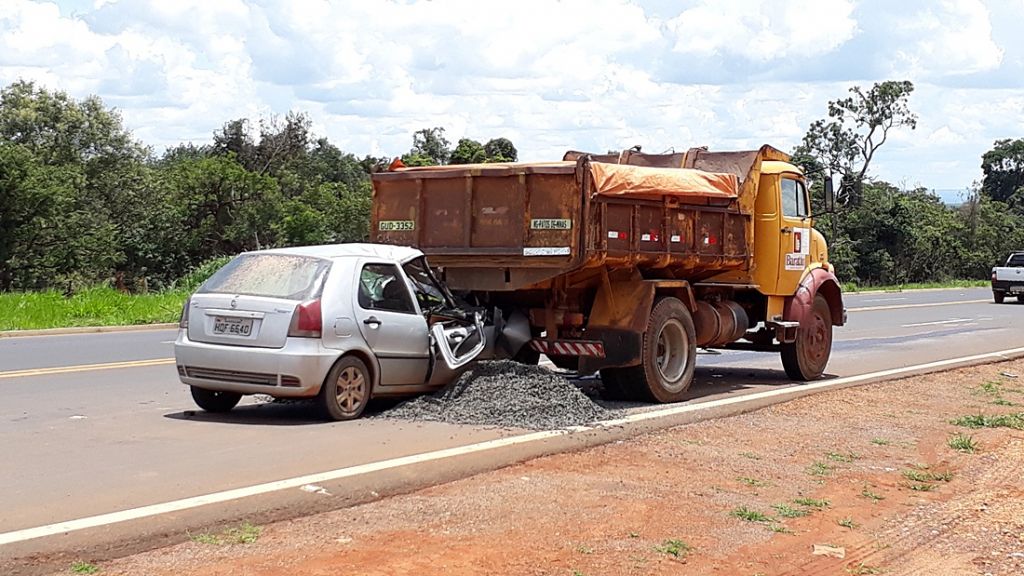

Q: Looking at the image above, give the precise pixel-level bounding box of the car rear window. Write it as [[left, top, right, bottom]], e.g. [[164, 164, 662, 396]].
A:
[[199, 253, 331, 300], [1008, 254, 1024, 267]]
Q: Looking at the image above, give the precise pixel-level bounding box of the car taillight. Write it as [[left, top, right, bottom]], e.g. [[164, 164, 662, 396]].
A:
[[179, 297, 190, 329], [992, 269, 997, 281], [288, 299, 322, 338]]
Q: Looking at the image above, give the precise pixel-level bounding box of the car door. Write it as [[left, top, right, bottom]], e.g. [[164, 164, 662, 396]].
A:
[[352, 261, 431, 386]]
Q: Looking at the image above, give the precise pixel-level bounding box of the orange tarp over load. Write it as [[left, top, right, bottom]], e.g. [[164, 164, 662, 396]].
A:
[[589, 162, 739, 200]]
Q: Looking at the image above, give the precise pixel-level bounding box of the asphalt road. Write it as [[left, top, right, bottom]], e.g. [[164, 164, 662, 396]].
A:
[[1, 287, 1021, 539]]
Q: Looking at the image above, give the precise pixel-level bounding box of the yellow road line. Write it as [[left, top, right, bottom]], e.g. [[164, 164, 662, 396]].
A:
[[0, 358, 175, 380], [849, 299, 989, 312]]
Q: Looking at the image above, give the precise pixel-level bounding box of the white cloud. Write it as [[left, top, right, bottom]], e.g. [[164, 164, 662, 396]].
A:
[[667, 0, 858, 61], [0, 0, 1021, 189]]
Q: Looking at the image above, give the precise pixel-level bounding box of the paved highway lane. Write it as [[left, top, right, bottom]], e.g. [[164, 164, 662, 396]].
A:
[[1, 286, 1021, 539]]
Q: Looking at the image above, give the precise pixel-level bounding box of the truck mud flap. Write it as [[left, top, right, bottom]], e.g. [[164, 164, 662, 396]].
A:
[[577, 327, 643, 373]]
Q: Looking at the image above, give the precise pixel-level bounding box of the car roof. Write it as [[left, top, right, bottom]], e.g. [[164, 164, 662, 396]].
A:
[[247, 243, 424, 263]]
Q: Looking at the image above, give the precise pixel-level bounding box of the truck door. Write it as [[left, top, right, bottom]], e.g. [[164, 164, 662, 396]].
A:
[[776, 176, 812, 296], [353, 262, 431, 386]]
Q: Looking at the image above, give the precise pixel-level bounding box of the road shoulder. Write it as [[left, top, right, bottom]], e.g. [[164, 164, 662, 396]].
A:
[[70, 359, 1024, 576]]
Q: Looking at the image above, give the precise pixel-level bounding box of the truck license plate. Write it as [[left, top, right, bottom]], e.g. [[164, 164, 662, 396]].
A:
[[213, 316, 253, 336], [1011, 286, 1024, 294]]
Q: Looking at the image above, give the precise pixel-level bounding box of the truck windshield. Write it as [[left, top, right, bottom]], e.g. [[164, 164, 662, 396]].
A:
[[199, 254, 331, 300]]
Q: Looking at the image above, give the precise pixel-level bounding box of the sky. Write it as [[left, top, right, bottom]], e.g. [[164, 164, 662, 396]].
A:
[[2, 0, 1023, 198]]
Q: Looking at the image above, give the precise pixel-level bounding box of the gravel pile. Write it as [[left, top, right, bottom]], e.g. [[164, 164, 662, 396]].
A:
[[380, 360, 606, 430]]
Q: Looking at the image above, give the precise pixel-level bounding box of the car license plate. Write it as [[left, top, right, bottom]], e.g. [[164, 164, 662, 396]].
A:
[[213, 316, 253, 336]]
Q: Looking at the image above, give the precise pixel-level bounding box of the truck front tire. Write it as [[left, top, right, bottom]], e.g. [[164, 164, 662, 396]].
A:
[[781, 294, 833, 381]]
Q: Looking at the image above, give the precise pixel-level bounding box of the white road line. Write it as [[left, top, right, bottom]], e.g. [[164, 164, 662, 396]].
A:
[[901, 318, 974, 328], [860, 297, 908, 303], [849, 299, 989, 312], [4, 345, 1024, 547]]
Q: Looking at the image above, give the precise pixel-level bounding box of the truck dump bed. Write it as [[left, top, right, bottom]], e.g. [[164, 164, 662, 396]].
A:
[[371, 146, 788, 291]]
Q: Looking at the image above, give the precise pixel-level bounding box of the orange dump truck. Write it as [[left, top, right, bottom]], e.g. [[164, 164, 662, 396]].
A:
[[371, 146, 845, 403]]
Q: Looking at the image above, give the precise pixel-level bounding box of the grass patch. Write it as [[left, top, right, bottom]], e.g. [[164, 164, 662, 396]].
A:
[[947, 432, 978, 454], [70, 562, 100, 574], [768, 524, 793, 534], [793, 497, 830, 509], [807, 461, 833, 476], [861, 487, 885, 502], [843, 279, 988, 293], [730, 506, 773, 523], [772, 504, 809, 518], [838, 517, 858, 529], [870, 438, 891, 446], [189, 522, 261, 545], [991, 398, 1019, 407], [846, 562, 883, 575], [653, 539, 692, 558], [906, 483, 936, 492], [826, 451, 859, 463], [952, 413, 1024, 430], [977, 381, 1003, 396], [902, 468, 952, 483], [575, 544, 593, 555], [0, 286, 188, 331], [738, 451, 761, 460], [737, 476, 770, 488]]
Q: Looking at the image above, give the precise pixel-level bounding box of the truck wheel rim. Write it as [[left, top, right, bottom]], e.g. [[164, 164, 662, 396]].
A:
[[655, 318, 688, 386], [336, 366, 367, 415], [807, 312, 830, 365]]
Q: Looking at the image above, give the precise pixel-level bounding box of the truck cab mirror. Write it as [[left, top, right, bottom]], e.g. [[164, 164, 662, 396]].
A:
[[823, 176, 836, 213]]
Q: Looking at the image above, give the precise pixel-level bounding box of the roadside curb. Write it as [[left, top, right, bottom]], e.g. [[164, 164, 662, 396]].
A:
[[5, 346, 1024, 569], [0, 323, 177, 339]]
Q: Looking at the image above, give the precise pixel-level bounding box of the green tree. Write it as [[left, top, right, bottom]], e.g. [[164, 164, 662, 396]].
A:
[[450, 138, 486, 164], [484, 137, 518, 163], [795, 80, 917, 205], [980, 138, 1024, 204], [0, 81, 151, 291], [402, 127, 450, 166]]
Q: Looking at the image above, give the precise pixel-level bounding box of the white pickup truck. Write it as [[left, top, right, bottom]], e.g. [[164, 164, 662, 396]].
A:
[[992, 251, 1024, 303]]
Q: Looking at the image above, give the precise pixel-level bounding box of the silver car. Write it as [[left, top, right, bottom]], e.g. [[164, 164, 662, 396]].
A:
[[174, 244, 490, 420]]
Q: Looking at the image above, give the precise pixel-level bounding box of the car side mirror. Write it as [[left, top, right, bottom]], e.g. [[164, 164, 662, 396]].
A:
[[823, 176, 836, 213]]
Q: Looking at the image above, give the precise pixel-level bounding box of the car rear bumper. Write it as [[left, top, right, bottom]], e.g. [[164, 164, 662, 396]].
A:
[[174, 330, 340, 398], [992, 280, 1024, 294]]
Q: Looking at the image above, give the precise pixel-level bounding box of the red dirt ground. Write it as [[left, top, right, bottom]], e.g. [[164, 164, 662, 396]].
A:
[[68, 360, 1024, 575]]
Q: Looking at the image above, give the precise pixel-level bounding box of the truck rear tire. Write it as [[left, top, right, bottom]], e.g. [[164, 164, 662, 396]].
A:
[[598, 368, 632, 401], [781, 294, 833, 381], [616, 297, 697, 403], [994, 291, 1005, 303]]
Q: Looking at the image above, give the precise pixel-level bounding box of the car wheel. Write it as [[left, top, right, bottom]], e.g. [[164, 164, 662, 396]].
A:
[[994, 291, 1005, 304], [318, 356, 371, 421], [781, 294, 833, 381], [190, 386, 242, 413]]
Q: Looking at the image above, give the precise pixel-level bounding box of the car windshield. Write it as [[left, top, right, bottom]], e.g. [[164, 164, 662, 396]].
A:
[[199, 253, 331, 300], [402, 257, 450, 311]]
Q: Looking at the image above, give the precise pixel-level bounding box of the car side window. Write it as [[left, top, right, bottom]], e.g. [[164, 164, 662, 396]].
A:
[[358, 264, 416, 314], [781, 178, 809, 218]]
